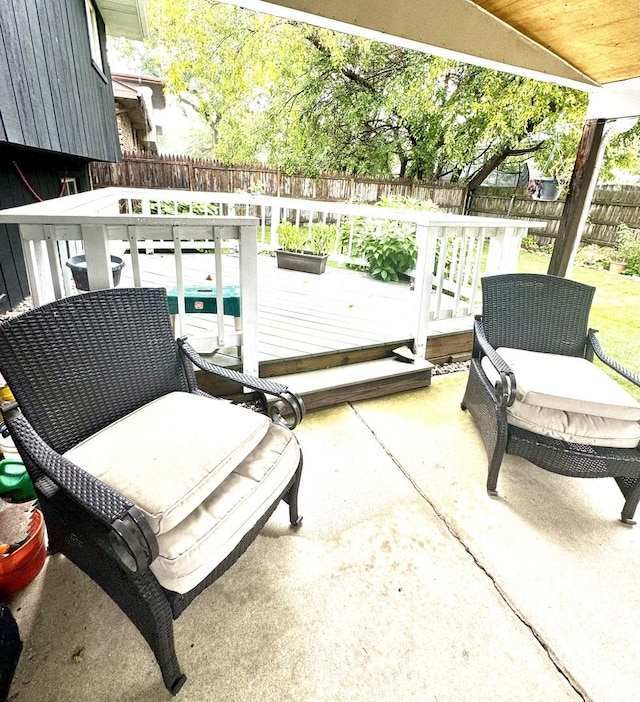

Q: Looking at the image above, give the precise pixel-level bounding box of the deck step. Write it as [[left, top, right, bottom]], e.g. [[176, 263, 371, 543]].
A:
[[270, 357, 434, 411]]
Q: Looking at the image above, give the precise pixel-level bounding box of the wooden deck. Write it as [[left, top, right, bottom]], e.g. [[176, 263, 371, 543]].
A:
[[117, 248, 474, 372]]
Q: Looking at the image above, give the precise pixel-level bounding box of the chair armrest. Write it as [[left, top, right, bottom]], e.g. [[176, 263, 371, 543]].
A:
[[178, 339, 306, 429], [473, 316, 518, 408], [587, 329, 640, 387], [0, 402, 159, 574]]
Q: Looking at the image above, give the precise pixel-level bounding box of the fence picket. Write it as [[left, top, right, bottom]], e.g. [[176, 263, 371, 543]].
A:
[[89, 154, 640, 247]]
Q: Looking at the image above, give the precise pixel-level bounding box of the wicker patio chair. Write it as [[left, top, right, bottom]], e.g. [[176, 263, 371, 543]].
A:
[[0, 288, 305, 694], [461, 273, 640, 524]]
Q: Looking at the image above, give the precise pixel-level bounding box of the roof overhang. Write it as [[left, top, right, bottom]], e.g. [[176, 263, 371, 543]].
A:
[[95, 0, 149, 40], [218, 0, 598, 90], [218, 0, 640, 99], [112, 80, 152, 131]]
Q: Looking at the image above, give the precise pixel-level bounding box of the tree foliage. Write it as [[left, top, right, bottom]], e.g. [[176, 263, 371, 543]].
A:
[[131, 0, 638, 183]]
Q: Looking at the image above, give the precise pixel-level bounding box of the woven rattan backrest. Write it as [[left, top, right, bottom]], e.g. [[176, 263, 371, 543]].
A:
[[0, 288, 189, 454], [481, 273, 595, 357]]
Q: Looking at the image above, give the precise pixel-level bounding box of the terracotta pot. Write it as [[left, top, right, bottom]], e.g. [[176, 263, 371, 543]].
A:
[[609, 260, 627, 274], [0, 508, 47, 598]]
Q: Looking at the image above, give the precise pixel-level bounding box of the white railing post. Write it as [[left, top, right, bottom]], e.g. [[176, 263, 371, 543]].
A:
[[501, 226, 525, 271], [173, 227, 186, 337], [485, 226, 523, 276], [238, 224, 259, 377], [412, 224, 438, 362], [43, 225, 64, 301], [485, 227, 504, 276], [20, 227, 49, 306], [214, 228, 226, 347], [270, 202, 281, 250], [127, 226, 143, 287], [82, 224, 112, 290]]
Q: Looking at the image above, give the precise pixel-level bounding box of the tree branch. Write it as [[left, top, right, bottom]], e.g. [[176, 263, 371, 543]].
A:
[[466, 140, 546, 190]]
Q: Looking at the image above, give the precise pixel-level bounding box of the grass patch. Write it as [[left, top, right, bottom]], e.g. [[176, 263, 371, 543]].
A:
[[517, 250, 640, 399]]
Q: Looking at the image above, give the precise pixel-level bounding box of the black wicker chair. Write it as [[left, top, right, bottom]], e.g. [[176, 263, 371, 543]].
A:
[[0, 288, 305, 695], [461, 273, 640, 524]]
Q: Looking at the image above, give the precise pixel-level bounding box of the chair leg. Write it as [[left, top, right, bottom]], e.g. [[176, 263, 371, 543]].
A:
[[486, 435, 508, 497], [131, 587, 186, 695], [616, 476, 640, 526], [461, 360, 509, 497], [284, 460, 303, 527], [85, 562, 187, 694], [44, 515, 187, 693], [92, 565, 187, 694]]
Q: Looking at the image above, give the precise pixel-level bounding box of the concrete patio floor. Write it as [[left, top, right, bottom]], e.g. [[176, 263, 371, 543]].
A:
[[7, 371, 640, 702]]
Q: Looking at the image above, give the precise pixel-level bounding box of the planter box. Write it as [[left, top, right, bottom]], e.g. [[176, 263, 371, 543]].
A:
[[275, 249, 329, 274]]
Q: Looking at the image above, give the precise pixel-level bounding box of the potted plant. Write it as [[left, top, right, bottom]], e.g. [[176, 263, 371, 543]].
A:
[[275, 222, 334, 274], [610, 223, 640, 275]]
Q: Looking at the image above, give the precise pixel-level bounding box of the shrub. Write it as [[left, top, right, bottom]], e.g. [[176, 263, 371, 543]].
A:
[[149, 200, 218, 216], [574, 244, 615, 269], [361, 224, 417, 281], [615, 223, 640, 275], [346, 195, 439, 282]]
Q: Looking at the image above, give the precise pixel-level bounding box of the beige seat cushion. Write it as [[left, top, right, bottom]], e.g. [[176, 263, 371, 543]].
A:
[[64, 391, 270, 535], [150, 421, 300, 593], [486, 348, 640, 421], [505, 401, 640, 448], [481, 351, 640, 448]]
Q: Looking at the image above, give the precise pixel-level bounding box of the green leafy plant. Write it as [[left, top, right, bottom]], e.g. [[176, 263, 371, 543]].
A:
[[149, 200, 218, 216], [356, 195, 439, 281], [574, 244, 615, 270], [276, 222, 334, 255], [362, 225, 417, 281], [614, 223, 640, 275], [521, 236, 540, 252]]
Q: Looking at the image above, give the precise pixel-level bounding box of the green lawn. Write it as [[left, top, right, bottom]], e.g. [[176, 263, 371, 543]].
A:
[[517, 250, 640, 399]]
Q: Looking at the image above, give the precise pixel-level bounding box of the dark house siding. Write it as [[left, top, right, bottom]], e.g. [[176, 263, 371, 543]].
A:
[[0, 144, 91, 313], [0, 0, 120, 162], [0, 0, 122, 311]]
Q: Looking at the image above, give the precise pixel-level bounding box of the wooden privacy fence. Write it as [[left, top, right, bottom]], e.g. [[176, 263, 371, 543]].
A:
[[90, 153, 640, 247], [89, 152, 467, 213], [468, 184, 640, 247]]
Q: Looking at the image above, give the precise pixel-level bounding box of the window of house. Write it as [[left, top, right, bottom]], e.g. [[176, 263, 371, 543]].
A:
[[61, 177, 78, 196], [85, 0, 104, 73]]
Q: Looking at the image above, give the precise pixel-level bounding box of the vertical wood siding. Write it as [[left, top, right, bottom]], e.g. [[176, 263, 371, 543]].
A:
[[0, 0, 120, 162]]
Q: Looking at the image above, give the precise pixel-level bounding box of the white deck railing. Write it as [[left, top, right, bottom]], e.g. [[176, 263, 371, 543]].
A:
[[0, 187, 544, 369]]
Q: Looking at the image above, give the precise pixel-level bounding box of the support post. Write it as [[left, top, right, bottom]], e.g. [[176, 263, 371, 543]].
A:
[[547, 118, 607, 277]]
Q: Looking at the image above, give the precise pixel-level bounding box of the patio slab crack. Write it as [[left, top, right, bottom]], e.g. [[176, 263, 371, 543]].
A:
[[350, 402, 591, 702]]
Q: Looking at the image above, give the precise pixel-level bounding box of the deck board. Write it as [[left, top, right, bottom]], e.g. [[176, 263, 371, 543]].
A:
[[116, 250, 470, 362]]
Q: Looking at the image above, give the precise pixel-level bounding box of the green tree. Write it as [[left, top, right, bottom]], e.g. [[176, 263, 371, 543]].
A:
[[134, 0, 637, 183]]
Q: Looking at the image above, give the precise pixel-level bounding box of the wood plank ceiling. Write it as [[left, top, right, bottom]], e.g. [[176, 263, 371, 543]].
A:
[[471, 0, 640, 85]]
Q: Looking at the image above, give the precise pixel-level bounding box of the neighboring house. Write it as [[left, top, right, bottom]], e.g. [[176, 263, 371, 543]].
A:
[[0, 0, 148, 313], [111, 72, 166, 153]]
